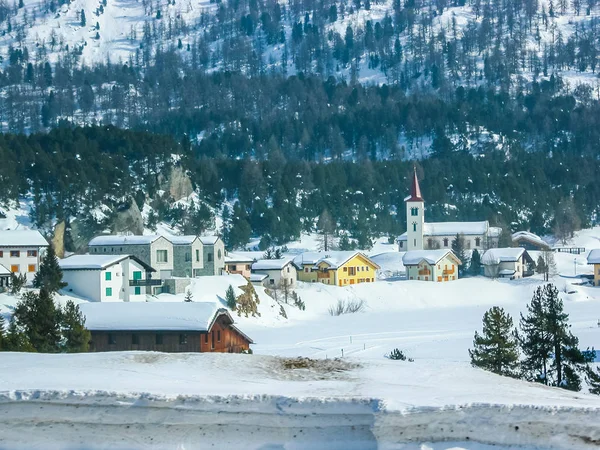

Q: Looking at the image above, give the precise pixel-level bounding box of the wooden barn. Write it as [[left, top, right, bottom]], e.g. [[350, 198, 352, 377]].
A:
[[79, 302, 253, 353]]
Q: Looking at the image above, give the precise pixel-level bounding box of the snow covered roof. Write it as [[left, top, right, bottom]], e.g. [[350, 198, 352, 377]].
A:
[[292, 251, 379, 269], [0, 264, 11, 275], [79, 302, 237, 332], [481, 248, 529, 265], [252, 258, 294, 271], [199, 235, 220, 245], [0, 230, 48, 247], [588, 249, 600, 264], [88, 235, 163, 246], [249, 273, 268, 282], [59, 254, 155, 272], [512, 231, 549, 249], [498, 269, 516, 276], [402, 250, 460, 266], [225, 253, 254, 263], [398, 221, 490, 240], [168, 235, 199, 245]]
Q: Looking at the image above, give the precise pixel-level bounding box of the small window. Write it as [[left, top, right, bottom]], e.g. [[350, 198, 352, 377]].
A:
[[133, 271, 142, 280], [269, 279, 274, 285], [108, 334, 116, 345], [231, 264, 237, 271], [207, 252, 213, 262], [196, 249, 200, 262], [475, 238, 481, 247], [343, 267, 347, 272], [156, 250, 168, 263], [399, 241, 403, 249], [134, 286, 141, 295], [218, 249, 222, 259], [179, 334, 188, 345], [0, 251, 3, 257], [105, 272, 111, 281], [27, 250, 37, 257], [412, 222, 417, 232], [132, 334, 139, 345], [10, 250, 19, 257], [204, 333, 208, 343], [28, 264, 36, 272], [443, 238, 449, 247], [217, 330, 221, 342], [106, 287, 112, 297], [185, 252, 191, 262], [10, 265, 19, 273], [156, 334, 163, 345], [287, 267, 290, 273]]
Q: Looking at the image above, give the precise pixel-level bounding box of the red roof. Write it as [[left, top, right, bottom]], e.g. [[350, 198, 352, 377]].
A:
[[406, 168, 423, 202]]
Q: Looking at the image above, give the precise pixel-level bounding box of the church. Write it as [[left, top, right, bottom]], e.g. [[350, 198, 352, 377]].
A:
[[397, 170, 501, 252]]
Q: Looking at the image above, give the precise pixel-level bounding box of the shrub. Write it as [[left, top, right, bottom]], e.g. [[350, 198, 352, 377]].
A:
[[328, 299, 365, 316], [386, 348, 414, 362]]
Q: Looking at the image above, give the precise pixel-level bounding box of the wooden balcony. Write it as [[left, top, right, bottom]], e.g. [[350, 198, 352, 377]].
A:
[[443, 269, 455, 275], [418, 269, 431, 276]]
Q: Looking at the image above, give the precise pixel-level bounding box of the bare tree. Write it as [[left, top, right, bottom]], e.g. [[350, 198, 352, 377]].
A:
[[317, 209, 335, 252], [554, 197, 581, 245]]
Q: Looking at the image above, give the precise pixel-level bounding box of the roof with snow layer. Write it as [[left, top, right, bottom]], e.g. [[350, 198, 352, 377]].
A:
[[588, 249, 600, 264], [252, 257, 295, 271], [398, 221, 490, 240], [89, 235, 165, 246], [512, 231, 550, 248], [481, 248, 530, 265], [59, 254, 155, 272], [402, 249, 461, 266], [0, 230, 49, 247]]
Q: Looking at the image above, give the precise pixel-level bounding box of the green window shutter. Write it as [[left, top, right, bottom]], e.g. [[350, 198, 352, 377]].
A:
[[133, 271, 142, 280], [105, 272, 111, 281], [106, 287, 112, 297], [134, 286, 141, 295]]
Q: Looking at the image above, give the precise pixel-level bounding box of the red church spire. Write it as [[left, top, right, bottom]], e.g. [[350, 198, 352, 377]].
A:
[[406, 167, 423, 202]]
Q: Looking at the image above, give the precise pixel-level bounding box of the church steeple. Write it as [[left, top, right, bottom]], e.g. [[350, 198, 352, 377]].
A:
[[406, 167, 423, 202], [405, 166, 424, 251]]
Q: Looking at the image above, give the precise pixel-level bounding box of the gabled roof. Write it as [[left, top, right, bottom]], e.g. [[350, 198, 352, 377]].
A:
[[0, 230, 49, 247], [588, 249, 600, 264], [249, 273, 268, 282], [398, 221, 490, 240], [0, 264, 11, 275], [199, 235, 221, 245], [225, 252, 254, 263], [481, 248, 531, 265], [405, 168, 424, 202], [402, 249, 461, 266], [512, 231, 550, 249], [88, 235, 165, 246], [59, 254, 155, 272], [252, 257, 295, 271], [292, 251, 380, 270], [168, 235, 200, 245], [79, 302, 251, 342]]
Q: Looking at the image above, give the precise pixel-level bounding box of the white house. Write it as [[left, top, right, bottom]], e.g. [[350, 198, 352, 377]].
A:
[[0, 230, 49, 282], [399, 169, 501, 251], [59, 254, 158, 302], [481, 248, 535, 279], [251, 258, 297, 288], [402, 249, 461, 282]]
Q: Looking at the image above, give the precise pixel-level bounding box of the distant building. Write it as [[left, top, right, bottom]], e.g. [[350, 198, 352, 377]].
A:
[[80, 302, 253, 353], [293, 251, 380, 286], [59, 254, 158, 302], [398, 169, 501, 251], [402, 249, 461, 282], [512, 231, 550, 251], [0, 230, 49, 282], [481, 248, 534, 279], [169, 235, 204, 278], [252, 258, 297, 288], [198, 236, 225, 276], [225, 253, 254, 279], [587, 249, 600, 287]]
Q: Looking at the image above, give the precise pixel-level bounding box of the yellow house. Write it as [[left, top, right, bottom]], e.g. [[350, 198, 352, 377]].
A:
[[588, 249, 600, 286], [293, 251, 380, 286], [402, 249, 461, 282]]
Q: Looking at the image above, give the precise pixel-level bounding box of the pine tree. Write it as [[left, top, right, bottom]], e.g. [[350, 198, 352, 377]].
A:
[[469, 249, 482, 276], [587, 364, 600, 395], [3, 318, 35, 352], [61, 301, 90, 352], [9, 273, 26, 295], [317, 209, 335, 252], [80, 9, 86, 27], [451, 233, 469, 276], [184, 290, 193, 302], [536, 255, 547, 276], [33, 245, 67, 294], [13, 289, 62, 353], [519, 285, 552, 384], [225, 285, 236, 310], [469, 307, 519, 376]]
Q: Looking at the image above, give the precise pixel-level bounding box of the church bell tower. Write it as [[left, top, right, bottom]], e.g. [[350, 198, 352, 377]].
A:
[[405, 168, 424, 251]]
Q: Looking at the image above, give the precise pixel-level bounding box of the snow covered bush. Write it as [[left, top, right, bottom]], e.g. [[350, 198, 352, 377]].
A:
[[386, 348, 414, 362]]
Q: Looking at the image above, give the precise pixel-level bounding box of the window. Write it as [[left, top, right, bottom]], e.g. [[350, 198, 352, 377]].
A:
[[185, 252, 191, 262], [93, 248, 97, 253], [28, 264, 36, 272], [106, 287, 112, 297], [217, 249, 222, 259], [133, 271, 142, 280], [155, 334, 163, 345], [217, 330, 221, 342], [10, 250, 19, 257], [412, 222, 417, 232], [399, 241, 403, 249], [156, 250, 168, 263], [246, 265, 251, 270], [443, 238, 449, 247], [105, 272, 111, 281], [27, 250, 37, 257], [287, 267, 290, 273], [134, 286, 141, 295], [231, 264, 237, 271], [204, 333, 209, 343], [196, 249, 200, 262], [269, 279, 274, 285], [132, 334, 139, 345], [411, 207, 419, 216], [207, 252, 213, 262], [475, 238, 481, 247], [10, 265, 19, 273], [179, 334, 188, 345], [305, 268, 309, 273], [108, 334, 116, 345]]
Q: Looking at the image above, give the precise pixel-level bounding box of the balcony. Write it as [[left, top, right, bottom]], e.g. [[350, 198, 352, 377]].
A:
[[129, 279, 163, 287], [418, 269, 431, 276], [443, 269, 455, 275]]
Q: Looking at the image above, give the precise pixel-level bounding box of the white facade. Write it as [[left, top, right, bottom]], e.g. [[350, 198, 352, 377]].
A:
[[0, 230, 49, 283], [481, 248, 533, 279], [406, 200, 424, 251], [402, 250, 461, 282], [60, 255, 155, 302], [252, 259, 297, 288]]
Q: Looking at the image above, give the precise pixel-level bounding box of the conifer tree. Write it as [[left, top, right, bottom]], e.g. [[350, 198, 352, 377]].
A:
[[33, 245, 67, 294], [3, 318, 35, 352], [536, 254, 547, 277], [225, 284, 236, 310], [317, 209, 335, 252], [61, 301, 90, 352], [80, 9, 86, 27], [469, 307, 519, 376], [0, 314, 5, 350], [469, 249, 482, 276], [13, 289, 62, 353], [587, 364, 600, 395], [184, 290, 193, 302], [451, 233, 469, 276]]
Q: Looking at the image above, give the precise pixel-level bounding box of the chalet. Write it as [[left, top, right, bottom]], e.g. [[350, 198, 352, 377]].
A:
[[59, 254, 158, 302], [293, 251, 380, 286], [402, 249, 461, 282], [587, 249, 600, 287], [481, 248, 535, 279], [251, 258, 297, 288], [80, 302, 253, 353], [224, 252, 254, 279], [0, 230, 49, 283], [512, 231, 550, 251]]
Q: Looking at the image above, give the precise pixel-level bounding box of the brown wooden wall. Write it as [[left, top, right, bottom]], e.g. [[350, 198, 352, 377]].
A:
[[89, 316, 251, 353]]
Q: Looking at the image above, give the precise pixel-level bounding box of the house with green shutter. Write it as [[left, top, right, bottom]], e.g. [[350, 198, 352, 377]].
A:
[[59, 255, 158, 302]]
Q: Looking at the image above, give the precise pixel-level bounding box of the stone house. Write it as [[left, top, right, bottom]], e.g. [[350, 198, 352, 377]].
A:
[[168, 235, 204, 277], [198, 236, 225, 276]]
